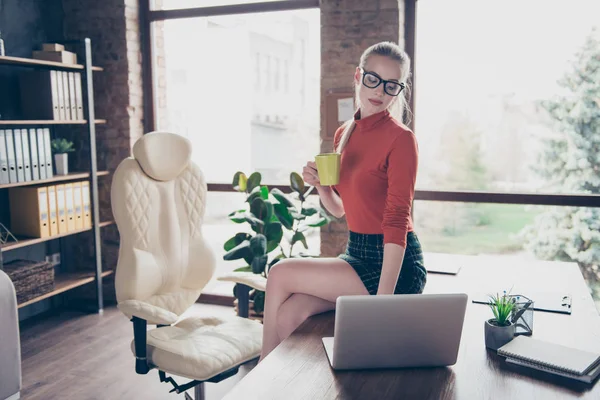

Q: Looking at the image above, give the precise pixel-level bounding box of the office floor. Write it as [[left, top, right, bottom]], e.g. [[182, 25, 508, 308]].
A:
[[19, 303, 255, 400]]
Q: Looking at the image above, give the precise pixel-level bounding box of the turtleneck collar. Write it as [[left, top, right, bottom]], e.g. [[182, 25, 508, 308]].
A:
[[354, 109, 391, 132]]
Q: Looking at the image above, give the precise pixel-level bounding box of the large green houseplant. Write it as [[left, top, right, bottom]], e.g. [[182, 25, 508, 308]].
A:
[[223, 171, 331, 315]]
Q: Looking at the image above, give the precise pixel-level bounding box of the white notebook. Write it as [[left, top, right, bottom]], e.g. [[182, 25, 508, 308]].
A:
[[506, 357, 600, 383], [498, 336, 600, 376]]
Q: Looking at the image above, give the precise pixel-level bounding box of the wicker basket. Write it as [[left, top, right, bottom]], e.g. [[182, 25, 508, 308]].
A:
[[3, 259, 55, 304]]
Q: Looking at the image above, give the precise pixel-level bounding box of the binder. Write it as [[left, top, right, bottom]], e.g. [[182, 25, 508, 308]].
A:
[[82, 181, 92, 228], [47, 185, 59, 236], [36, 128, 47, 180], [12, 129, 25, 182], [0, 130, 9, 184], [28, 129, 40, 181], [55, 184, 68, 233], [64, 183, 76, 232], [56, 70, 66, 120], [61, 71, 72, 120], [74, 72, 84, 120], [73, 181, 84, 230], [43, 128, 53, 179], [19, 129, 32, 182], [18, 70, 60, 120], [4, 130, 17, 183], [68, 72, 78, 120], [8, 186, 50, 238]]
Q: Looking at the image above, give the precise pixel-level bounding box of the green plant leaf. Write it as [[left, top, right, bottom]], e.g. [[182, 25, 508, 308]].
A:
[[308, 216, 329, 227], [233, 266, 252, 273], [244, 214, 264, 228], [250, 197, 269, 222], [266, 240, 279, 253], [51, 138, 75, 154], [270, 188, 294, 208], [246, 190, 262, 205], [251, 255, 268, 274], [292, 231, 308, 249], [301, 207, 318, 216], [250, 234, 267, 256], [223, 240, 251, 261], [253, 290, 265, 313], [227, 210, 247, 223], [290, 172, 305, 194], [224, 233, 252, 251], [265, 222, 283, 244], [260, 186, 269, 200], [232, 172, 247, 192], [290, 209, 306, 220], [247, 172, 262, 192], [273, 203, 294, 230], [264, 201, 274, 222]]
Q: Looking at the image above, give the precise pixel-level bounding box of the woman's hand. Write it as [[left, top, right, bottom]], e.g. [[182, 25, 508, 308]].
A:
[[302, 161, 321, 188]]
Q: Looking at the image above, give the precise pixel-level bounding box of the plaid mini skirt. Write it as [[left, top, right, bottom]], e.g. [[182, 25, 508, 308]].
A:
[[339, 231, 427, 295]]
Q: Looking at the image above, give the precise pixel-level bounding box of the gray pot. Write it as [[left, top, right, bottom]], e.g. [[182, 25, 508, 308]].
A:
[[54, 153, 69, 175], [484, 319, 515, 351]]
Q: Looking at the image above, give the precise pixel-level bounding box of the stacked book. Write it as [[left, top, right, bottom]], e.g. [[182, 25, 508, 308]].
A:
[[0, 128, 53, 184], [498, 336, 600, 384], [8, 180, 92, 238], [19, 69, 84, 121]]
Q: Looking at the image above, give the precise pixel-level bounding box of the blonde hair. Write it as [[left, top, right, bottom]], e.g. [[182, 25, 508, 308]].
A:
[[335, 41, 412, 153]]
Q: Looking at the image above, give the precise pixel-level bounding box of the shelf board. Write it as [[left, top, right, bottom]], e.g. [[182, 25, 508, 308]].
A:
[[0, 55, 103, 71], [18, 270, 114, 309], [0, 119, 106, 125], [0, 171, 109, 190], [1, 220, 115, 252]]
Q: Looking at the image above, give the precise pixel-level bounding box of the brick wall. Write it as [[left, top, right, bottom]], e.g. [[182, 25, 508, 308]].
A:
[[319, 0, 406, 256], [60, 0, 145, 301]]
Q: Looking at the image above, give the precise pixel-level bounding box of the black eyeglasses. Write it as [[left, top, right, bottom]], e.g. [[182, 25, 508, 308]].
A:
[[360, 69, 405, 97]]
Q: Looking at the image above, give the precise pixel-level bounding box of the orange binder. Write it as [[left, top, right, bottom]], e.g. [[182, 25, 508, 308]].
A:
[[8, 186, 50, 238], [64, 183, 76, 232], [47, 185, 59, 236], [55, 184, 68, 234], [82, 181, 92, 228], [73, 181, 84, 230]]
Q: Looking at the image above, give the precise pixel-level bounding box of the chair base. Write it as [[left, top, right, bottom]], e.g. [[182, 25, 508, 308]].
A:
[[158, 358, 257, 397], [183, 383, 204, 400]]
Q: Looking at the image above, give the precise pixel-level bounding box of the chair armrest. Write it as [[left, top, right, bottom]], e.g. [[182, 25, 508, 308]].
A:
[[118, 299, 179, 325], [217, 272, 267, 292]]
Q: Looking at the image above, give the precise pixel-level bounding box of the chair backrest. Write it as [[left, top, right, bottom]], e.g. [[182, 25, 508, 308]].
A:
[[111, 131, 216, 325]]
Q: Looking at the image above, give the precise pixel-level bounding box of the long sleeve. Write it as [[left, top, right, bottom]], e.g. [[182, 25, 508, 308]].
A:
[[381, 132, 418, 247]]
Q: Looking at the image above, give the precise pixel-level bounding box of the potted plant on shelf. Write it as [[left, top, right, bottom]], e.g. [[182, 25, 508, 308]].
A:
[[220, 170, 331, 320], [485, 291, 516, 350], [51, 138, 75, 175]]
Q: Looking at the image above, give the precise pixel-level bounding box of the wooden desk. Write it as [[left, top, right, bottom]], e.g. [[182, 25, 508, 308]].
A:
[[224, 256, 600, 399]]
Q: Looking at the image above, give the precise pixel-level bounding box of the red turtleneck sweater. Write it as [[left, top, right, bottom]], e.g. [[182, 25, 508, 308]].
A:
[[333, 110, 418, 248]]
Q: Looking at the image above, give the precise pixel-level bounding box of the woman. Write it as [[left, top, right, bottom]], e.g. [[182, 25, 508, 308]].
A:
[[259, 41, 427, 361]]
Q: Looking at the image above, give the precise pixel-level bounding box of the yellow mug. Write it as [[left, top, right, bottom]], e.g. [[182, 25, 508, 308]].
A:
[[315, 153, 341, 186]]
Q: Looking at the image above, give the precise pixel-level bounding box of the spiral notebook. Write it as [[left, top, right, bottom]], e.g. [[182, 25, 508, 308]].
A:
[[498, 336, 600, 376]]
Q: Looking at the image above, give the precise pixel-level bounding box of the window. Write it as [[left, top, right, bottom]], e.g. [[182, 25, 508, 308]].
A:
[[415, 0, 600, 195], [415, 0, 600, 310], [154, 8, 320, 185]]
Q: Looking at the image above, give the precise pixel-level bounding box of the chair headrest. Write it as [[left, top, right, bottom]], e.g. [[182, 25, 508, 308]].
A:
[[132, 131, 192, 182]]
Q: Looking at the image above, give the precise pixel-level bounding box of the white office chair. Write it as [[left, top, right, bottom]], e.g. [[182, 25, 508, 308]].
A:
[[111, 131, 262, 399]]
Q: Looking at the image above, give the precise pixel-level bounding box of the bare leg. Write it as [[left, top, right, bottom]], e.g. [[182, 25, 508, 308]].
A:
[[276, 294, 335, 341], [260, 258, 368, 361]]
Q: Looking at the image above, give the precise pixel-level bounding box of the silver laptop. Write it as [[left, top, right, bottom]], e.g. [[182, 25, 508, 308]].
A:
[[322, 293, 468, 370]]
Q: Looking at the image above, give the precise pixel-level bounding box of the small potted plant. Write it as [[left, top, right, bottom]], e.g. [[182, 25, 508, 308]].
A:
[[51, 138, 75, 175], [485, 292, 516, 351]]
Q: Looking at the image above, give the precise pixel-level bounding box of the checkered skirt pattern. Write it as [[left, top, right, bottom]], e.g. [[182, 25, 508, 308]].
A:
[[339, 231, 427, 295]]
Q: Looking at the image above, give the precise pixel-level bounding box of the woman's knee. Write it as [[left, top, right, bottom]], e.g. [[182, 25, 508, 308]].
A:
[[266, 258, 302, 292]]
